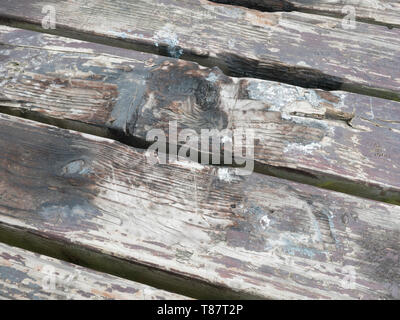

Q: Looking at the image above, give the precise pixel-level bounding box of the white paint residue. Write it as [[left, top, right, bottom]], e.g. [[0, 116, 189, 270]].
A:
[[154, 28, 179, 47], [82, 56, 127, 69], [304, 90, 320, 108], [217, 168, 238, 183], [369, 97, 375, 120], [43, 45, 94, 54], [284, 142, 321, 155], [206, 72, 218, 83], [336, 92, 347, 110], [311, 215, 322, 243], [154, 26, 183, 58], [352, 0, 392, 10], [132, 33, 144, 39], [297, 61, 311, 67], [260, 215, 271, 229], [109, 31, 128, 39], [247, 82, 302, 111], [285, 114, 334, 136], [269, 48, 280, 53], [79, 132, 115, 143]]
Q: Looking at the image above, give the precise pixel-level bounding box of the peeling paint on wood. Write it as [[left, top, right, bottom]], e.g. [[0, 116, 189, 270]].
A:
[[1, 26, 400, 204], [0, 113, 399, 299], [0, 0, 399, 100]]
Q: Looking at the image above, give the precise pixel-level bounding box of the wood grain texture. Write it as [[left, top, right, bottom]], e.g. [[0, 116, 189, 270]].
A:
[[0, 113, 399, 299], [211, 0, 400, 28], [0, 243, 188, 300], [0, 0, 399, 101], [1, 26, 400, 204]]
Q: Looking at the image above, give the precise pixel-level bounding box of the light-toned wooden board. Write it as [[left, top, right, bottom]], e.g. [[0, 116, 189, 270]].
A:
[[0, 243, 188, 300], [211, 0, 400, 28], [1, 26, 400, 204], [0, 0, 399, 101], [0, 113, 399, 299]]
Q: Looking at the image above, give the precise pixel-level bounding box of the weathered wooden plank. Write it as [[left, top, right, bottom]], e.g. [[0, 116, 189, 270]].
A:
[[1, 26, 400, 204], [0, 113, 399, 299], [0, 0, 399, 101], [211, 0, 400, 28], [0, 243, 188, 300]]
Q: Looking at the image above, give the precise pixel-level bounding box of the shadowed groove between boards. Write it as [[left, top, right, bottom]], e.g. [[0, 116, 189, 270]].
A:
[[0, 223, 262, 299]]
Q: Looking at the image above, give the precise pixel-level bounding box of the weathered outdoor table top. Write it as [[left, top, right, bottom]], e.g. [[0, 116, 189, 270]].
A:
[[0, 0, 399, 300]]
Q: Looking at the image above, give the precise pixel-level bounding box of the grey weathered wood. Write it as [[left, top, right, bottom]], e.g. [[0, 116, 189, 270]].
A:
[[0, 0, 399, 101], [0, 113, 399, 299], [0, 243, 188, 300], [1, 26, 400, 204], [211, 0, 400, 28]]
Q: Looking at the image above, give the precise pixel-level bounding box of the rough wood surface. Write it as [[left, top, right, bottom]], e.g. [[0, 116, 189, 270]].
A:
[[0, 0, 399, 101], [0, 113, 399, 299], [0, 243, 187, 300], [211, 0, 400, 28], [1, 26, 400, 204]]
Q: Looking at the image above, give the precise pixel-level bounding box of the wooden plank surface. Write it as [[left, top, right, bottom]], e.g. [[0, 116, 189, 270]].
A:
[[0, 113, 399, 299], [1, 26, 400, 204], [0, 0, 399, 101], [211, 0, 400, 28], [0, 243, 188, 300]]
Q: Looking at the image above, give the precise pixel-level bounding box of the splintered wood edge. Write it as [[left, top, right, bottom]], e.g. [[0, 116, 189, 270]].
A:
[[0, 113, 399, 299]]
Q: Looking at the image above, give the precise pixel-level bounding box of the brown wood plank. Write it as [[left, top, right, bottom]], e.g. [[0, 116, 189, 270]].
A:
[[211, 0, 400, 28], [1, 26, 400, 204], [0, 0, 399, 101], [0, 113, 399, 299], [0, 243, 188, 300]]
